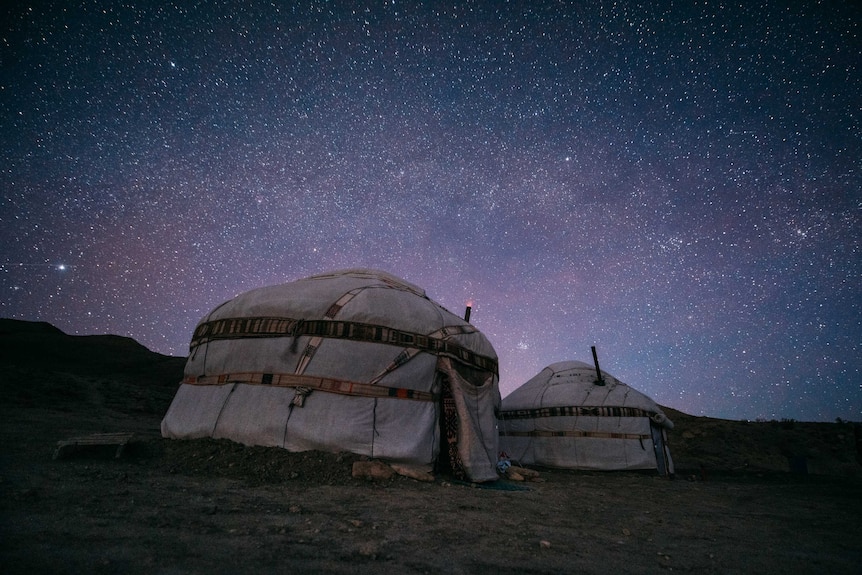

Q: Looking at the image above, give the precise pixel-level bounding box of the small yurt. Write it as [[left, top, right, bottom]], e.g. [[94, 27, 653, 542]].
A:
[[161, 269, 501, 482], [498, 361, 674, 476]]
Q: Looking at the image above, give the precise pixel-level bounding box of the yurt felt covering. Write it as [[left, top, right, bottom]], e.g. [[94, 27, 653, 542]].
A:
[[498, 361, 674, 474], [161, 269, 501, 482]]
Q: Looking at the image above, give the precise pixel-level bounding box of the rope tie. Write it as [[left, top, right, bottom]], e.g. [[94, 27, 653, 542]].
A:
[[291, 386, 312, 407]]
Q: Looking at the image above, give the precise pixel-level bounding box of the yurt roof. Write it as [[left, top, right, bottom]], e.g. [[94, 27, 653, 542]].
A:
[[502, 360, 673, 429], [196, 268, 490, 353]]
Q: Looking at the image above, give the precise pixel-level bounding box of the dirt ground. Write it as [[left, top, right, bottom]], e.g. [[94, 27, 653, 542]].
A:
[[1, 320, 860, 574]]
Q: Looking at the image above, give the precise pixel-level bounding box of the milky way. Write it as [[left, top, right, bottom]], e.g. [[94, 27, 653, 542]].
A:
[[2, 1, 859, 421]]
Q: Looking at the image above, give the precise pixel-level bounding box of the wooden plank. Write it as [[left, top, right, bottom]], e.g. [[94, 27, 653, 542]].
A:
[[53, 432, 135, 460]]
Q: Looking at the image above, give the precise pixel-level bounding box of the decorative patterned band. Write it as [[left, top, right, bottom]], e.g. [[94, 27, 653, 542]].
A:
[[497, 405, 655, 420], [190, 316, 498, 374], [183, 372, 437, 402], [499, 430, 650, 440]]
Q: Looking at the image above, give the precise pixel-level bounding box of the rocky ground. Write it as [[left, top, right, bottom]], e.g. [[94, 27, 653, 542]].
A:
[[1, 319, 860, 574]]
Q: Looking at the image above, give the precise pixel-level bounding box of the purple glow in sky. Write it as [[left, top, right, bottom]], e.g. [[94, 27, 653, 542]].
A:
[[2, 1, 859, 421]]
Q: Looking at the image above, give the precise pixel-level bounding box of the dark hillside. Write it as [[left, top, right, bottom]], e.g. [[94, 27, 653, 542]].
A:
[[661, 406, 860, 478], [0, 318, 185, 414]]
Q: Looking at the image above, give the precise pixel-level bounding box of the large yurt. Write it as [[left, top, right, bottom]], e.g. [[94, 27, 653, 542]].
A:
[[161, 269, 501, 482], [498, 361, 674, 476]]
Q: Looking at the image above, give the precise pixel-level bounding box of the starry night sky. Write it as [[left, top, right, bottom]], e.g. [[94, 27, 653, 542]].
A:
[[2, 1, 859, 422]]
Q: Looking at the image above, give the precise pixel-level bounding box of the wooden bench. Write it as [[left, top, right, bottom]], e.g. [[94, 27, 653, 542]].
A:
[[53, 432, 135, 460]]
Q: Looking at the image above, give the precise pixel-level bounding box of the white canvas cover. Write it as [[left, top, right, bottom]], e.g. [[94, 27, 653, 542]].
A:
[[498, 361, 674, 475], [161, 269, 501, 482]]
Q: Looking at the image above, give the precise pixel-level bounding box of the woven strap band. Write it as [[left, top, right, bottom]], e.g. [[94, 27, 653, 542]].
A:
[[497, 406, 655, 420], [183, 372, 437, 402], [190, 316, 497, 374], [499, 430, 650, 440]]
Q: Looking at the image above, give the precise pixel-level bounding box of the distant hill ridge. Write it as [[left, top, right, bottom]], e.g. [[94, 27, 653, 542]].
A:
[[0, 318, 185, 383]]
